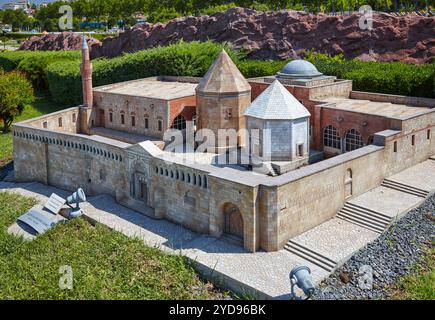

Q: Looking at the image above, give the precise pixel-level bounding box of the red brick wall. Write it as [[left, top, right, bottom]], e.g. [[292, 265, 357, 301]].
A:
[[169, 96, 197, 126]]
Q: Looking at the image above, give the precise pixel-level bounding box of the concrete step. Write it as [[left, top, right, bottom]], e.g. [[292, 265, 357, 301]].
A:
[[337, 212, 386, 233], [337, 202, 391, 234], [382, 179, 428, 198], [284, 240, 337, 272], [345, 202, 391, 221], [337, 214, 385, 234], [339, 208, 389, 229], [381, 182, 427, 198]]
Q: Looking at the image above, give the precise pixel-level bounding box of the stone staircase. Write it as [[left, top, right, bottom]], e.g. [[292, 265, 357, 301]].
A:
[[336, 203, 392, 234], [381, 179, 429, 198], [284, 240, 337, 272]]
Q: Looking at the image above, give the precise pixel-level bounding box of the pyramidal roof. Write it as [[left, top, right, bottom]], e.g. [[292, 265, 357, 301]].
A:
[[244, 80, 310, 120], [196, 50, 251, 94]]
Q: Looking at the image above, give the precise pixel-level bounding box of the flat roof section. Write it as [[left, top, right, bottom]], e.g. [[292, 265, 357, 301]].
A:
[[324, 97, 434, 120], [93, 78, 198, 100]]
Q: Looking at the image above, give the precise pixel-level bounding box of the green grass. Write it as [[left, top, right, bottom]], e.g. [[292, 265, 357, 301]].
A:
[[0, 92, 65, 166], [392, 247, 435, 300], [0, 192, 226, 299]]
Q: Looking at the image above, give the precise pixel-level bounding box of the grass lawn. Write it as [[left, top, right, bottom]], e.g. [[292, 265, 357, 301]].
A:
[[0, 92, 66, 166], [392, 246, 435, 300], [0, 192, 227, 299]]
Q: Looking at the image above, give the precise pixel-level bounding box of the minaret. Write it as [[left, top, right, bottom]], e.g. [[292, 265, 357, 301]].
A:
[[81, 36, 93, 108], [79, 36, 93, 134]]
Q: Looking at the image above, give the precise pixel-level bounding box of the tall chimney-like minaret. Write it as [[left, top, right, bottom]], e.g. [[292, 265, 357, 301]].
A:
[[79, 36, 93, 134], [80, 36, 93, 108]]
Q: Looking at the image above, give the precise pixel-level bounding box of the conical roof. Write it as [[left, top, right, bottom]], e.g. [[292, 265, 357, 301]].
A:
[[196, 50, 251, 94], [244, 80, 310, 120]]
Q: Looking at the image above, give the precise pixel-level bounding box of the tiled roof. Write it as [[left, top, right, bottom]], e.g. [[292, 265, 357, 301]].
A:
[[196, 50, 251, 94], [244, 80, 310, 120]]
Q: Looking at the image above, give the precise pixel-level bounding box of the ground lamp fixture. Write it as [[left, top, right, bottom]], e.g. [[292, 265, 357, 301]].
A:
[[66, 188, 87, 218], [289, 265, 315, 300]]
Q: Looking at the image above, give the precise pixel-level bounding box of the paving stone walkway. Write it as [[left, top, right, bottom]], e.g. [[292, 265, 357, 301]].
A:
[[1, 158, 434, 299]]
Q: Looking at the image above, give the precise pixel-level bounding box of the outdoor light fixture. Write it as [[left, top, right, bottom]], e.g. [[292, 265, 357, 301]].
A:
[[289, 265, 315, 300], [66, 188, 87, 218]]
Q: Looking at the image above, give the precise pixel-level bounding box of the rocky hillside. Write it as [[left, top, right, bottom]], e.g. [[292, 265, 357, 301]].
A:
[[21, 8, 435, 63], [19, 32, 101, 51]]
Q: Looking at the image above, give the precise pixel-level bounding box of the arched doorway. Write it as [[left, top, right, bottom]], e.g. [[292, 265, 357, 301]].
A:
[[223, 203, 244, 241]]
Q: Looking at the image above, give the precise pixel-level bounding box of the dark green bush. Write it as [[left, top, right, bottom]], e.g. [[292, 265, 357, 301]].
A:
[[0, 51, 80, 91], [237, 59, 288, 78], [46, 41, 241, 105], [7, 41, 434, 106]]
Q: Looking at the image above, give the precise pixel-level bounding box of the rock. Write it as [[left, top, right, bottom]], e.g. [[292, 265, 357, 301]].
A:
[[19, 32, 101, 51], [83, 8, 435, 63], [339, 271, 351, 284]]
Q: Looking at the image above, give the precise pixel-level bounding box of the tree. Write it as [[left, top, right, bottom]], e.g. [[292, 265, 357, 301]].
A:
[[0, 71, 34, 132]]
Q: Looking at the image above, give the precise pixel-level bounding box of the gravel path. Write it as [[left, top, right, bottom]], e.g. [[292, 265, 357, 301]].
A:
[[312, 194, 435, 300]]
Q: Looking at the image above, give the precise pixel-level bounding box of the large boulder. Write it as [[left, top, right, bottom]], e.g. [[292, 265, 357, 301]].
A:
[[19, 32, 101, 51]]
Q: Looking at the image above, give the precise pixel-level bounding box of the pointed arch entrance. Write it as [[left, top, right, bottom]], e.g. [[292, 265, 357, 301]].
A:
[[223, 203, 244, 241]]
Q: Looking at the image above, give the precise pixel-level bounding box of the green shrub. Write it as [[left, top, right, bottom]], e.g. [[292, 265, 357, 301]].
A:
[[238, 59, 288, 78], [0, 51, 80, 91], [46, 41, 241, 105], [305, 52, 435, 98], [0, 70, 35, 132], [17, 51, 80, 89]]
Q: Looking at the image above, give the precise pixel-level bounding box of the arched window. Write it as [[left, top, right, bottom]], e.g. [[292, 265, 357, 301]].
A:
[[323, 125, 341, 149], [172, 115, 186, 130], [345, 129, 364, 152], [367, 135, 374, 145]]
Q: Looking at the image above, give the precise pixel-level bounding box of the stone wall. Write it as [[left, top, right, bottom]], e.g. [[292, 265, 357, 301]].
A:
[[13, 123, 128, 201], [93, 91, 169, 138], [25, 107, 80, 133]]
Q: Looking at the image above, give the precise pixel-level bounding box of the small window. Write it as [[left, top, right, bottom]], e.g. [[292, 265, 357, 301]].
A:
[[109, 112, 113, 122], [72, 113, 76, 123], [43, 122, 48, 129], [158, 120, 163, 131], [427, 130, 431, 140], [394, 141, 397, 153], [297, 144, 304, 157], [145, 117, 149, 129], [131, 116, 136, 127], [121, 114, 125, 125], [411, 135, 415, 146], [224, 106, 233, 120], [58, 117, 63, 127]]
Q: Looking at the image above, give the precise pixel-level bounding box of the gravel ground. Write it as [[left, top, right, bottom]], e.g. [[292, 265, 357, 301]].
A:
[[312, 194, 435, 300]]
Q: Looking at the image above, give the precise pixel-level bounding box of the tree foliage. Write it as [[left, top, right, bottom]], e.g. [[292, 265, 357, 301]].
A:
[[0, 70, 35, 132]]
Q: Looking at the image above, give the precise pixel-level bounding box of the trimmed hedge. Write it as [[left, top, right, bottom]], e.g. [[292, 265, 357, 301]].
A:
[[2, 42, 434, 106], [46, 41, 242, 105], [0, 51, 80, 90], [305, 53, 435, 98]]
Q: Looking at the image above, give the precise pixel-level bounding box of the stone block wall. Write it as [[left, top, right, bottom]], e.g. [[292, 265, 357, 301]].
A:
[[93, 91, 169, 138], [25, 107, 80, 134], [13, 124, 128, 201]]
